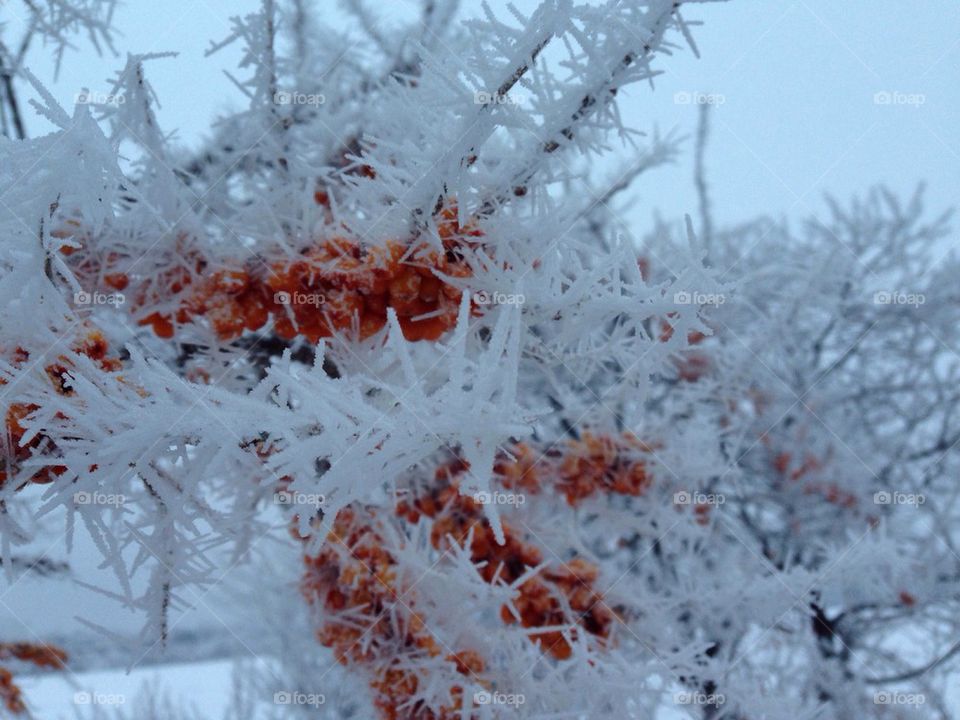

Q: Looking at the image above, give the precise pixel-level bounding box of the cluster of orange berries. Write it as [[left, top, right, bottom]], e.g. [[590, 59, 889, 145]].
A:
[[0, 642, 67, 715], [397, 468, 614, 662], [399, 435, 656, 660], [56, 196, 484, 345], [299, 433, 657, 719], [130, 205, 482, 343], [1, 330, 121, 489], [301, 506, 483, 720], [496, 433, 655, 506]]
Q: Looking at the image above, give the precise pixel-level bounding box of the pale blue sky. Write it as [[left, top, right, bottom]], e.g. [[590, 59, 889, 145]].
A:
[[12, 0, 960, 229]]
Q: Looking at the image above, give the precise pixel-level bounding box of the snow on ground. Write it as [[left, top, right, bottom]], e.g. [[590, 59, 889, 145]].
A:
[[19, 658, 239, 719], [16, 655, 960, 718]]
